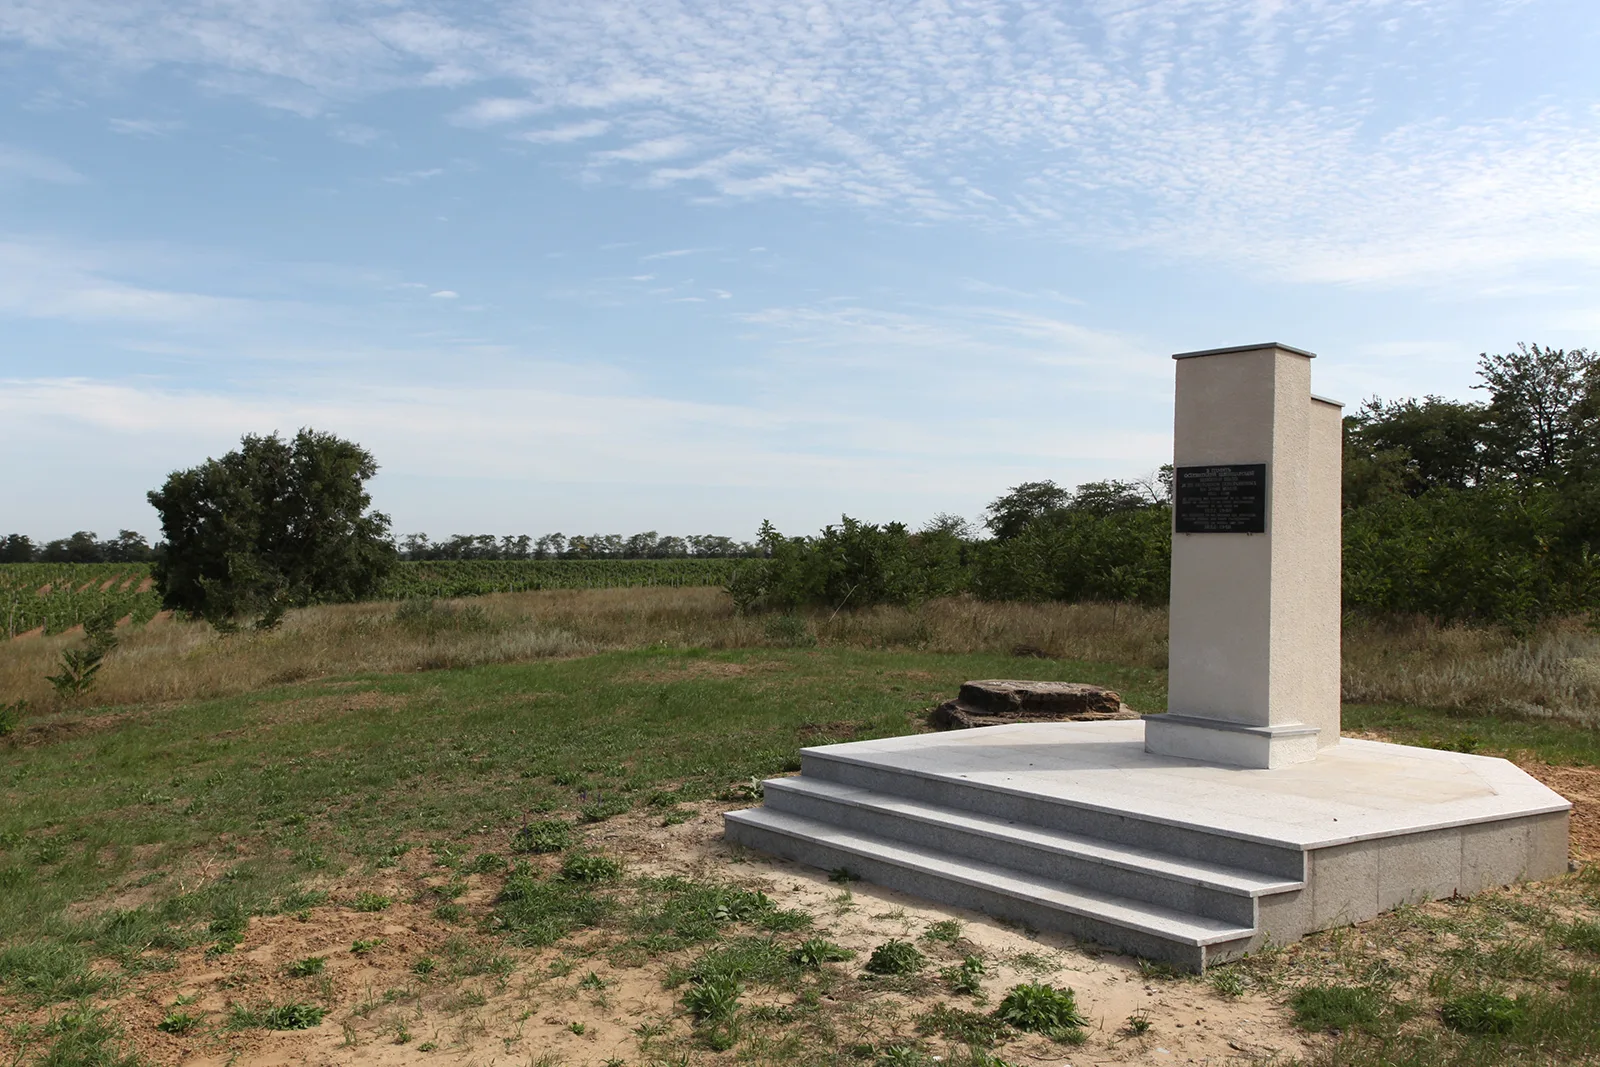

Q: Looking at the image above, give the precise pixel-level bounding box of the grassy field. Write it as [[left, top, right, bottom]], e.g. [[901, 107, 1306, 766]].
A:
[[1, 590, 1598, 1066]]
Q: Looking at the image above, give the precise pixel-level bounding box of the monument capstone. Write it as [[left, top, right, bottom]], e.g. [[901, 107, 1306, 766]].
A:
[[724, 342, 1571, 970]]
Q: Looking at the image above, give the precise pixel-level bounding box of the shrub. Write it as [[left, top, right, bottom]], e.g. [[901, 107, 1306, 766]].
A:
[[864, 939, 926, 976], [511, 819, 574, 855], [0, 700, 25, 738], [1441, 990, 1524, 1035], [993, 981, 1088, 1038]]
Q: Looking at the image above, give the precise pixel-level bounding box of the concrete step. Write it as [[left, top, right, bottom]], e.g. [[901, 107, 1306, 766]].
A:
[[801, 748, 1306, 880], [762, 776, 1302, 927], [725, 807, 1256, 972]]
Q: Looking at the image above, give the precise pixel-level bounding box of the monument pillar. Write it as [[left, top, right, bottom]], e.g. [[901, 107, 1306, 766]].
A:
[[1144, 343, 1343, 769]]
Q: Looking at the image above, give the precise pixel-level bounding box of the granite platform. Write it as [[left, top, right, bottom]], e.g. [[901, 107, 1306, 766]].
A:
[[724, 720, 1570, 971]]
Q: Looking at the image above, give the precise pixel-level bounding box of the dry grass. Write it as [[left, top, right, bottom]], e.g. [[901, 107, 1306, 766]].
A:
[[2, 588, 1597, 724]]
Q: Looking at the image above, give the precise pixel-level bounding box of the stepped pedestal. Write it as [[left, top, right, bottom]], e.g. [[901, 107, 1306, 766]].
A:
[[724, 722, 1569, 971]]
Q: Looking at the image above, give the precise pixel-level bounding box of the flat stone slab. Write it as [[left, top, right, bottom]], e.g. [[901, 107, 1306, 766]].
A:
[[929, 679, 1137, 729], [805, 720, 1570, 851]]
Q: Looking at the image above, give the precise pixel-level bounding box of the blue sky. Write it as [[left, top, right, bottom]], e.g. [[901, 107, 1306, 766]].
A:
[[2, 0, 1597, 543]]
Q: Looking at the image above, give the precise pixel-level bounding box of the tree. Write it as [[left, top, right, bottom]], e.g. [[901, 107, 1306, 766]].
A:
[[1475, 343, 1597, 478], [0, 534, 34, 563], [984, 481, 1071, 540], [147, 429, 396, 630]]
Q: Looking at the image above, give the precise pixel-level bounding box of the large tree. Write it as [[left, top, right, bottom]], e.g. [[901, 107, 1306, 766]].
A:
[[148, 429, 396, 629]]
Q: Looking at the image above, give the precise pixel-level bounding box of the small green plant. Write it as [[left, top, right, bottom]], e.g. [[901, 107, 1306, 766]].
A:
[[351, 938, 384, 955], [231, 1001, 326, 1030], [157, 1010, 203, 1034], [568, 1020, 587, 1035], [917, 1003, 1011, 1047], [580, 795, 632, 822], [1290, 984, 1381, 1032], [941, 954, 986, 996], [683, 975, 742, 1022], [46, 606, 119, 696], [993, 982, 1088, 1039], [433, 902, 466, 923], [464, 852, 506, 875], [763, 613, 816, 647], [0, 700, 24, 738], [1121, 1009, 1152, 1036], [287, 955, 326, 978], [412, 956, 437, 976], [1441, 990, 1524, 1035], [864, 939, 926, 976], [579, 970, 608, 990], [512, 818, 575, 854], [1209, 968, 1248, 998], [791, 939, 854, 968], [828, 867, 859, 883], [560, 852, 623, 883], [395, 1026, 413, 1044], [349, 892, 392, 912], [922, 919, 963, 944], [418, 1041, 438, 1051], [876, 1046, 930, 1067], [1561, 919, 1600, 954]]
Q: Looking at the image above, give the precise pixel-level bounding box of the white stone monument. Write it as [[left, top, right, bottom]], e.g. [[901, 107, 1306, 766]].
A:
[[724, 341, 1571, 971], [1146, 343, 1344, 769]]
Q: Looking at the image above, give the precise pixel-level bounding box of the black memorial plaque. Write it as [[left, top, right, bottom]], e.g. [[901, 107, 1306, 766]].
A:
[[1174, 464, 1267, 533]]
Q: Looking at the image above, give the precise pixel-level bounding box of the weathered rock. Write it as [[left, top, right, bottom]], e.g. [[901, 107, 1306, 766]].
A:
[[928, 679, 1137, 730]]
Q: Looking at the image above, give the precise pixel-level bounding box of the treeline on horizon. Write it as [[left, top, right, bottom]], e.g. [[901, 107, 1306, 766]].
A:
[[0, 529, 763, 565], [733, 343, 1600, 630]]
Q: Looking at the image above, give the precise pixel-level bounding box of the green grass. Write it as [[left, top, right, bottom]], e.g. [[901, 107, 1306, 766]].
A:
[[1291, 984, 1385, 1032], [1344, 703, 1600, 766], [0, 646, 1157, 983]]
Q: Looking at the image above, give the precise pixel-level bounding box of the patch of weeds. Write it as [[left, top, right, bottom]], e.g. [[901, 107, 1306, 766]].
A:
[[278, 888, 329, 913], [567, 1020, 586, 1035], [1441, 990, 1524, 1035], [446, 988, 488, 1010], [432, 902, 466, 923], [0, 700, 24, 738], [282, 955, 323, 978], [33, 1006, 140, 1067], [683, 973, 742, 1021], [917, 1003, 1011, 1048], [351, 938, 384, 956], [864, 939, 925, 976], [993, 981, 1088, 1041], [660, 807, 693, 827], [0, 943, 109, 1004], [876, 1046, 931, 1067], [493, 874, 614, 948], [559, 852, 623, 883], [412, 956, 437, 977], [579, 795, 632, 823], [157, 1010, 204, 1035], [424, 878, 467, 901], [417, 1041, 438, 1051], [1209, 968, 1248, 998], [230, 1001, 326, 1030], [464, 853, 506, 875], [1289, 984, 1381, 1032], [1136, 959, 1185, 981], [791, 938, 855, 968], [349, 892, 392, 912], [829, 867, 860, 884], [921, 919, 963, 944], [941, 954, 986, 996], [511, 819, 575, 855], [719, 777, 765, 802], [1560, 919, 1600, 954], [678, 936, 799, 987], [758, 907, 812, 932]]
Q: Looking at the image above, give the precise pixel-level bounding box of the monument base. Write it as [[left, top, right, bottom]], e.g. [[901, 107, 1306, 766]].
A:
[[1143, 712, 1320, 769], [724, 721, 1570, 972]]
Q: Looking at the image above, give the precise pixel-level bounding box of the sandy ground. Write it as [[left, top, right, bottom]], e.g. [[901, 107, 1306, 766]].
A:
[[6, 800, 1324, 1067]]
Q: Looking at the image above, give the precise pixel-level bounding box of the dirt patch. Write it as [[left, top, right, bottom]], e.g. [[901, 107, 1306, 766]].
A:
[[10, 707, 150, 748], [8, 625, 44, 641], [1521, 761, 1600, 859], [796, 721, 864, 743], [137, 577, 155, 593], [621, 659, 791, 684]]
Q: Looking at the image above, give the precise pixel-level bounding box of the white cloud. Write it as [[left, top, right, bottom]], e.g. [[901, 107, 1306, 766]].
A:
[[515, 119, 610, 144], [3, 1, 1597, 287], [429, 289, 458, 299], [0, 238, 253, 323], [382, 167, 444, 184], [0, 144, 85, 184], [108, 117, 183, 137]]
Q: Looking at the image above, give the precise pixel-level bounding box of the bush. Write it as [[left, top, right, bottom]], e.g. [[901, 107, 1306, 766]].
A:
[[682, 974, 741, 1021], [730, 517, 970, 613]]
